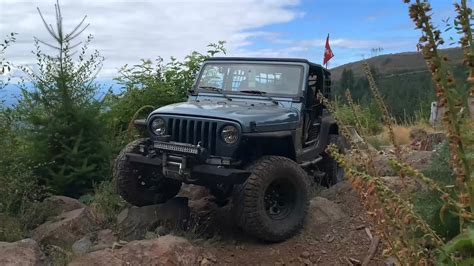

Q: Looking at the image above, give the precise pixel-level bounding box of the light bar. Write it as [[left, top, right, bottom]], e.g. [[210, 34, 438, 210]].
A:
[[154, 142, 199, 155]]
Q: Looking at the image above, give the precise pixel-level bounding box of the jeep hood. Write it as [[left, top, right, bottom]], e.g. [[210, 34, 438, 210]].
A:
[[149, 100, 300, 132]]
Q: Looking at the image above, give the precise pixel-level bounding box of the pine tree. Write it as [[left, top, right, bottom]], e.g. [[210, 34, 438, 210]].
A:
[[18, 1, 110, 197]]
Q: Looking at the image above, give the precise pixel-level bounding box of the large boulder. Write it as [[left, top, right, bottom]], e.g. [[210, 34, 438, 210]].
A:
[[308, 197, 347, 225], [0, 239, 46, 266], [69, 235, 200, 265], [44, 196, 86, 214], [319, 181, 355, 201], [117, 197, 190, 241], [373, 150, 434, 176], [305, 197, 347, 235], [32, 207, 96, 247]]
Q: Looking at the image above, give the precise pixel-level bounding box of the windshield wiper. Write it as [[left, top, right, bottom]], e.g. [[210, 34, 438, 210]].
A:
[[240, 90, 279, 105], [198, 86, 232, 101]]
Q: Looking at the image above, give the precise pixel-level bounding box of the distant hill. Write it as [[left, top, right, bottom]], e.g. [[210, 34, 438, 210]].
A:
[[330, 47, 464, 81], [329, 47, 468, 122]]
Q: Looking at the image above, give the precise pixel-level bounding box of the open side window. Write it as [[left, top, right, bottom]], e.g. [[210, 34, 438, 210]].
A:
[[303, 66, 330, 147]]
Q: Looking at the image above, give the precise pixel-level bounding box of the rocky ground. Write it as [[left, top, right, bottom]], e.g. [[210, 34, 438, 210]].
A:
[[0, 148, 437, 265]]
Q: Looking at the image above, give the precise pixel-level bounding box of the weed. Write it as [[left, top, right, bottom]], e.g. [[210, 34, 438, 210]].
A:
[[89, 180, 127, 228]]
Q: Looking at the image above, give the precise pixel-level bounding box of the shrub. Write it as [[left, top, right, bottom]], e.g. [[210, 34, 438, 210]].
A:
[[104, 42, 226, 136], [333, 99, 383, 135]]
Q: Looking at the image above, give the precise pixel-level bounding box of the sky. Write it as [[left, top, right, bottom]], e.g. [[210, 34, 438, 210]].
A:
[[0, 0, 469, 81]]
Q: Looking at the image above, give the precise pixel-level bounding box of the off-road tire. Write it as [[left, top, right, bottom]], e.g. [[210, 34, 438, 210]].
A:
[[322, 134, 345, 186], [114, 138, 181, 207], [233, 156, 310, 242]]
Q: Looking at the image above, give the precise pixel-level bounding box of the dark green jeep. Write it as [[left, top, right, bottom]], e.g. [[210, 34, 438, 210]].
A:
[[114, 57, 344, 242]]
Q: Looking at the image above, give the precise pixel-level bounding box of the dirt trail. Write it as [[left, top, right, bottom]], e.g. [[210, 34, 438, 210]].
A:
[[188, 182, 384, 265]]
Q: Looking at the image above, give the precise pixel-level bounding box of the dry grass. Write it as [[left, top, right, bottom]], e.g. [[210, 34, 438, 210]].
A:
[[366, 123, 439, 149]]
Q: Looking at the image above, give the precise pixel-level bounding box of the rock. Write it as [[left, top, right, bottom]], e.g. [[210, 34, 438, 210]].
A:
[[405, 150, 434, 172], [372, 155, 397, 176], [72, 235, 93, 255], [0, 239, 46, 266], [178, 184, 210, 200], [300, 251, 310, 259], [117, 197, 190, 241], [319, 181, 355, 201], [385, 256, 398, 266], [44, 195, 86, 214], [200, 257, 210, 265], [380, 176, 421, 193], [69, 235, 199, 265], [424, 132, 446, 151], [306, 197, 346, 232], [96, 229, 117, 246], [68, 248, 120, 265], [347, 126, 368, 149], [189, 196, 216, 216], [154, 226, 170, 236], [373, 149, 434, 176], [410, 128, 446, 151], [32, 207, 96, 247]]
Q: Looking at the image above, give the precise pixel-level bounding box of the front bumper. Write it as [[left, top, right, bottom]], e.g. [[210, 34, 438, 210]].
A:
[[126, 141, 250, 185]]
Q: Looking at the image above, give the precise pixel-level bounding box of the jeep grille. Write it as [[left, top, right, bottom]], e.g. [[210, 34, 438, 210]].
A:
[[166, 117, 221, 154]]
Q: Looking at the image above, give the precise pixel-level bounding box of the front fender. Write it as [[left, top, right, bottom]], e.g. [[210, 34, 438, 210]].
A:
[[296, 115, 339, 162]]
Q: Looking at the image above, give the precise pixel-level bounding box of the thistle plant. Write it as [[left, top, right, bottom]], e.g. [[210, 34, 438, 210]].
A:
[[404, 0, 473, 214], [317, 91, 355, 149], [327, 145, 445, 264], [345, 89, 365, 135], [363, 62, 402, 160], [454, 0, 474, 96], [318, 2, 474, 263]]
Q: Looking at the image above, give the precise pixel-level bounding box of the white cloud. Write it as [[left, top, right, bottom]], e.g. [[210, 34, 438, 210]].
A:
[[0, 0, 301, 77], [232, 37, 414, 67]]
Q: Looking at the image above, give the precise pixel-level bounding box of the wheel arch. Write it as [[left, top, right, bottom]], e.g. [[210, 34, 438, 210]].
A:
[[241, 133, 297, 162]]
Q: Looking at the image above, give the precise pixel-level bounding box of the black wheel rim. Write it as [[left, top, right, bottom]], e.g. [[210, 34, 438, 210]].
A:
[[264, 179, 296, 220], [132, 165, 164, 193]]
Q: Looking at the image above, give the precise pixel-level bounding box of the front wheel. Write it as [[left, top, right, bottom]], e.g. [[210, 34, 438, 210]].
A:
[[233, 156, 310, 242], [113, 139, 181, 207]]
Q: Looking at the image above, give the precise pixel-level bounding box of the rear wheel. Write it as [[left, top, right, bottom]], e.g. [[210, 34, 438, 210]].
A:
[[114, 139, 181, 207], [233, 156, 310, 242], [322, 134, 345, 186]]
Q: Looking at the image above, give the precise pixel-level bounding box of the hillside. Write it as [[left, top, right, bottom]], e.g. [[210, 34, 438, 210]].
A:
[[330, 47, 468, 121], [330, 47, 464, 81]]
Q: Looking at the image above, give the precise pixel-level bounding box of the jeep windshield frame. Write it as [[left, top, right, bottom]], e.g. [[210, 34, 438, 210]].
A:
[[195, 61, 305, 99]]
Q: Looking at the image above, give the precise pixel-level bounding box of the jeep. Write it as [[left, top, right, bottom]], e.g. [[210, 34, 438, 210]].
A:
[[113, 57, 344, 242]]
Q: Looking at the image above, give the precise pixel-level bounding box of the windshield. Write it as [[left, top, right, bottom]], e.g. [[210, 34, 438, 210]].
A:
[[197, 63, 303, 96]]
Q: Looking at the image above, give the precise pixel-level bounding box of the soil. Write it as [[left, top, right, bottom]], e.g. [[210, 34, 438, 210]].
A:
[[189, 182, 385, 265]]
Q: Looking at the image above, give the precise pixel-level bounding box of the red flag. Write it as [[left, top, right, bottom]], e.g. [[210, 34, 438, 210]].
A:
[[323, 34, 334, 66]]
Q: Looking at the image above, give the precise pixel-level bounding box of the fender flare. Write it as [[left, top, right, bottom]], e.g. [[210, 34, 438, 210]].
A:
[[296, 115, 339, 162]]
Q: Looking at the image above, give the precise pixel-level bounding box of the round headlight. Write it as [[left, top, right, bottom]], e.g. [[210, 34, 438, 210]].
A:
[[150, 118, 166, 136], [221, 125, 239, 144]]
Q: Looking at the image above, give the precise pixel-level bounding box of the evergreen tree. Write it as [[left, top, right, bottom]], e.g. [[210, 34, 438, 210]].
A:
[[18, 2, 109, 197]]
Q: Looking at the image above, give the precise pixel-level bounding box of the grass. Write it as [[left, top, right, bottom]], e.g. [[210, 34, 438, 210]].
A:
[[365, 123, 439, 150], [89, 180, 127, 228]]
